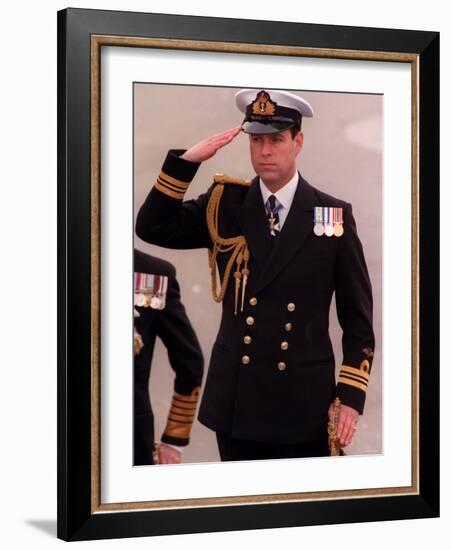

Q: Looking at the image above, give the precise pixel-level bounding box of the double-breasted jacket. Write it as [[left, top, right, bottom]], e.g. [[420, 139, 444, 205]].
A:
[[136, 151, 375, 444]]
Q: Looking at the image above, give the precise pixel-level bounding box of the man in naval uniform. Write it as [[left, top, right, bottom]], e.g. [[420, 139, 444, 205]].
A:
[[133, 248, 204, 465], [135, 89, 375, 461]]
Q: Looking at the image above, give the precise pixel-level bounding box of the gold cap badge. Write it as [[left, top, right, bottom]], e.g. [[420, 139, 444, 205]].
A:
[[252, 91, 276, 116]]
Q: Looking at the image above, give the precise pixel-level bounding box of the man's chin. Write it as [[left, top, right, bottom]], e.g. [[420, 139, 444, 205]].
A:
[[257, 168, 280, 180]]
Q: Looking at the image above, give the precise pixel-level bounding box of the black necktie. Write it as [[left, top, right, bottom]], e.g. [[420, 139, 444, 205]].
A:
[[266, 195, 280, 238]]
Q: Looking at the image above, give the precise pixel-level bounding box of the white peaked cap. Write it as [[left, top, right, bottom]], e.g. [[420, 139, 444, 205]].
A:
[[235, 89, 314, 134]]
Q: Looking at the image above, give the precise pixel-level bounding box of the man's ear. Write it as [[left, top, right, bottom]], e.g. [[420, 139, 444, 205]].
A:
[[294, 131, 304, 156]]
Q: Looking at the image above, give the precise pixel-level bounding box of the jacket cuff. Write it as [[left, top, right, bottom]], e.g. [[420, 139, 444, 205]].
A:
[[336, 346, 374, 414], [153, 149, 201, 200], [161, 386, 201, 446]]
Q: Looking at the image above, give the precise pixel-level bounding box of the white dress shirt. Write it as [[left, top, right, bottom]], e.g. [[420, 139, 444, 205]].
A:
[[259, 171, 299, 230]]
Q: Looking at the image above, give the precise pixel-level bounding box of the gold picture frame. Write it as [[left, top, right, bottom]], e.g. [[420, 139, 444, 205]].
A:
[[58, 8, 439, 541]]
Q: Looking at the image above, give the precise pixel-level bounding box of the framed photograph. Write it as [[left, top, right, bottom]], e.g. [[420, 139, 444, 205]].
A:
[[57, 7, 439, 541]]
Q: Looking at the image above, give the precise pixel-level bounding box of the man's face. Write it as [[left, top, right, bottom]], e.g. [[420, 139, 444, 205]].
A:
[[249, 129, 304, 187]]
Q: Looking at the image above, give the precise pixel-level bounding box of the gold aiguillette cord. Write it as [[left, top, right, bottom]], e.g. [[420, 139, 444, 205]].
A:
[[207, 184, 250, 315], [240, 247, 250, 312], [234, 250, 243, 315]]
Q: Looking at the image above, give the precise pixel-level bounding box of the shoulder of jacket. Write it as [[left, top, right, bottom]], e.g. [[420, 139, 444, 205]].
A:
[[213, 173, 251, 187], [311, 185, 349, 208]]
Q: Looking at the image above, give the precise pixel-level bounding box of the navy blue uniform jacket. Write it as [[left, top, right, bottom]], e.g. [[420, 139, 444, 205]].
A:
[[136, 151, 375, 445]]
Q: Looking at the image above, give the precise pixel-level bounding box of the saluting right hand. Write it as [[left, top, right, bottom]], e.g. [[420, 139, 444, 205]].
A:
[[181, 126, 242, 163]]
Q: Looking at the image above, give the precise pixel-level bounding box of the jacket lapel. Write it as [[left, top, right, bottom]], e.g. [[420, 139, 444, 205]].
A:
[[253, 173, 316, 294], [236, 176, 273, 270]]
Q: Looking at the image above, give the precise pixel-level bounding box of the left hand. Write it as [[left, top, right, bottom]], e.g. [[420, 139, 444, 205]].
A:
[[328, 402, 359, 447], [158, 442, 182, 464]]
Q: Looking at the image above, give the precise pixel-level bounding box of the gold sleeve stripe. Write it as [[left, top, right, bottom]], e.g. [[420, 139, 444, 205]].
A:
[[154, 181, 185, 200], [163, 387, 201, 440], [156, 179, 188, 196], [169, 415, 195, 424], [156, 178, 188, 194], [168, 408, 196, 417], [171, 388, 201, 406], [339, 370, 369, 385], [157, 175, 189, 192], [338, 375, 367, 393], [160, 170, 191, 188], [340, 365, 370, 381], [164, 419, 192, 439], [339, 372, 368, 388], [168, 417, 195, 424], [339, 369, 369, 384], [173, 396, 199, 405], [171, 404, 197, 412], [171, 411, 196, 419]]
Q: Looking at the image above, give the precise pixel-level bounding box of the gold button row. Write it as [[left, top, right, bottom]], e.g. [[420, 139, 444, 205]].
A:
[[248, 298, 294, 310], [243, 336, 287, 349], [241, 356, 287, 371], [246, 304, 294, 326]]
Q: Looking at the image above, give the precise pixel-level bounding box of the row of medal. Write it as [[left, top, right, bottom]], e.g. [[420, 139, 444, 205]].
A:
[[313, 207, 344, 237], [134, 272, 168, 310]]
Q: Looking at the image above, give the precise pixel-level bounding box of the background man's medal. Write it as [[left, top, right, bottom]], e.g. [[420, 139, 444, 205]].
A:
[[134, 292, 146, 307], [143, 293, 153, 308], [134, 272, 168, 310], [151, 295, 162, 309]]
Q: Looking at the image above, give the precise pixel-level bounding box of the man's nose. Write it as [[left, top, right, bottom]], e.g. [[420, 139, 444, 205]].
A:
[[261, 140, 272, 156]]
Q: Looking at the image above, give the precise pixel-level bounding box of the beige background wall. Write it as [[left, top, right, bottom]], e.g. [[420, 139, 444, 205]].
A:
[[134, 83, 383, 463]]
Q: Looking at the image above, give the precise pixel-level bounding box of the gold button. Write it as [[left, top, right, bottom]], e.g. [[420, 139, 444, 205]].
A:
[[285, 323, 292, 332], [242, 355, 251, 365], [246, 316, 255, 326], [287, 303, 295, 312], [249, 297, 258, 306], [244, 335, 252, 344], [281, 341, 289, 351], [277, 362, 287, 371]]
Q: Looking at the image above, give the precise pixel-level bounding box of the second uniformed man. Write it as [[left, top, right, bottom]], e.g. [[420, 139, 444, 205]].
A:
[[136, 88, 375, 461], [134, 248, 204, 465]]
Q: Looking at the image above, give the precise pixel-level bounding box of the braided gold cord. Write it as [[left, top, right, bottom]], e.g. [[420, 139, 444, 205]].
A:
[[240, 247, 250, 312], [206, 184, 250, 312]]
